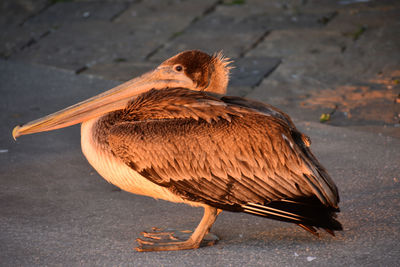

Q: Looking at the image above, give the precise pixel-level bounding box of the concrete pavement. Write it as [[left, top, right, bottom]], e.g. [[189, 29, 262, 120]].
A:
[[1, 0, 399, 266]]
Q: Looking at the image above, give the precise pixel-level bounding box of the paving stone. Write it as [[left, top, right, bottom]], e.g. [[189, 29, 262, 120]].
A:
[[246, 59, 328, 119], [7, 1, 135, 69], [245, 3, 400, 132], [151, 9, 268, 60], [84, 61, 158, 82], [247, 28, 358, 85], [0, 23, 50, 58], [220, 0, 338, 17], [250, 21, 400, 83], [247, 28, 351, 58], [0, 0, 49, 57], [151, 0, 339, 62], [218, 0, 288, 18], [11, 21, 164, 72], [323, 5, 400, 80], [11, 0, 218, 73], [0, 0, 49, 26], [26, 1, 128, 24], [249, 49, 399, 124], [243, 10, 341, 31], [150, 31, 263, 61], [248, 56, 400, 135], [219, 0, 341, 29], [81, 0, 218, 77], [326, 1, 400, 33], [230, 56, 281, 87], [188, 12, 268, 33], [0, 0, 129, 58], [115, 0, 216, 29]]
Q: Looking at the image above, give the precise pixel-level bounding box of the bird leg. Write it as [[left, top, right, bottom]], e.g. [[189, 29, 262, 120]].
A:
[[135, 206, 221, 252]]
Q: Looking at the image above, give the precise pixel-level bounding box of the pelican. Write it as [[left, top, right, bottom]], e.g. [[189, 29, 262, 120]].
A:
[[12, 50, 342, 252]]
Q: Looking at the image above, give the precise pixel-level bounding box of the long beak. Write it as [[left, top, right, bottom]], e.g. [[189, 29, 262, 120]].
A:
[[12, 67, 193, 140]]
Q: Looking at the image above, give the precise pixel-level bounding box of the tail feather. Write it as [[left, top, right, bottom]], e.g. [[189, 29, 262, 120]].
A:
[[324, 228, 336, 236], [241, 197, 342, 235], [297, 224, 319, 237]]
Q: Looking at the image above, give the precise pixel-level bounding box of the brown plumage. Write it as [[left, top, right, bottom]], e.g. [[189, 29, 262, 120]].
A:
[[103, 87, 341, 230], [12, 50, 342, 251]]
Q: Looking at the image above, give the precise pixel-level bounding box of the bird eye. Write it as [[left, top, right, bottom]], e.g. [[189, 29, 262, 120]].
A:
[[174, 65, 183, 72]]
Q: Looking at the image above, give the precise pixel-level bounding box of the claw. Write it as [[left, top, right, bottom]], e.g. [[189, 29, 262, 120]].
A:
[[141, 230, 175, 240], [136, 238, 156, 245]]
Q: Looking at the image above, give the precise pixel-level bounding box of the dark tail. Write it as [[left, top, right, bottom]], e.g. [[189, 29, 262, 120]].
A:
[[241, 196, 342, 236]]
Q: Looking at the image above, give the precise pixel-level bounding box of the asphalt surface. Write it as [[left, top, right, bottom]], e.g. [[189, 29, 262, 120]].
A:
[[1, 0, 400, 266]]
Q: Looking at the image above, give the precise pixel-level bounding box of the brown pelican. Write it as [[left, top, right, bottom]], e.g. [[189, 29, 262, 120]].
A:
[[12, 50, 342, 252]]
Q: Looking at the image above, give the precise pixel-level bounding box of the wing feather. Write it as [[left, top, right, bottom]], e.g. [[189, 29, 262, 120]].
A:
[[105, 88, 339, 211], [108, 115, 333, 209]]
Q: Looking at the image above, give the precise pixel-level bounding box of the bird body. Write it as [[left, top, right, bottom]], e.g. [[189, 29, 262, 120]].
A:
[[13, 50, 342, 251]]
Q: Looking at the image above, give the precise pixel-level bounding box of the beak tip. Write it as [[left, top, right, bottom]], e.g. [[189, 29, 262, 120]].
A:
[[12, 125, 22, 141]]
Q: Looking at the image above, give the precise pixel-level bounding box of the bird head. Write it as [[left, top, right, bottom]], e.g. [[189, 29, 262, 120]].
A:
[[159, 50, 231, 94]]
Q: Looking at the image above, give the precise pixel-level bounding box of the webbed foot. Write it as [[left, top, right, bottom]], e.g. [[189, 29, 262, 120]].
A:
[[135, 206, 221, 252], [135, 227, 219, 252]]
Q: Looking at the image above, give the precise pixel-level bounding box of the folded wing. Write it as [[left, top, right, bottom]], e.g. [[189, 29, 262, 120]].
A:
[[107, 88, 341, 231]]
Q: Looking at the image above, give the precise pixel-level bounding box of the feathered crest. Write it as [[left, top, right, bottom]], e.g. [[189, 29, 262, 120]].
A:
[[204, 51, 234, 94], [212, 51, 234, 79]]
